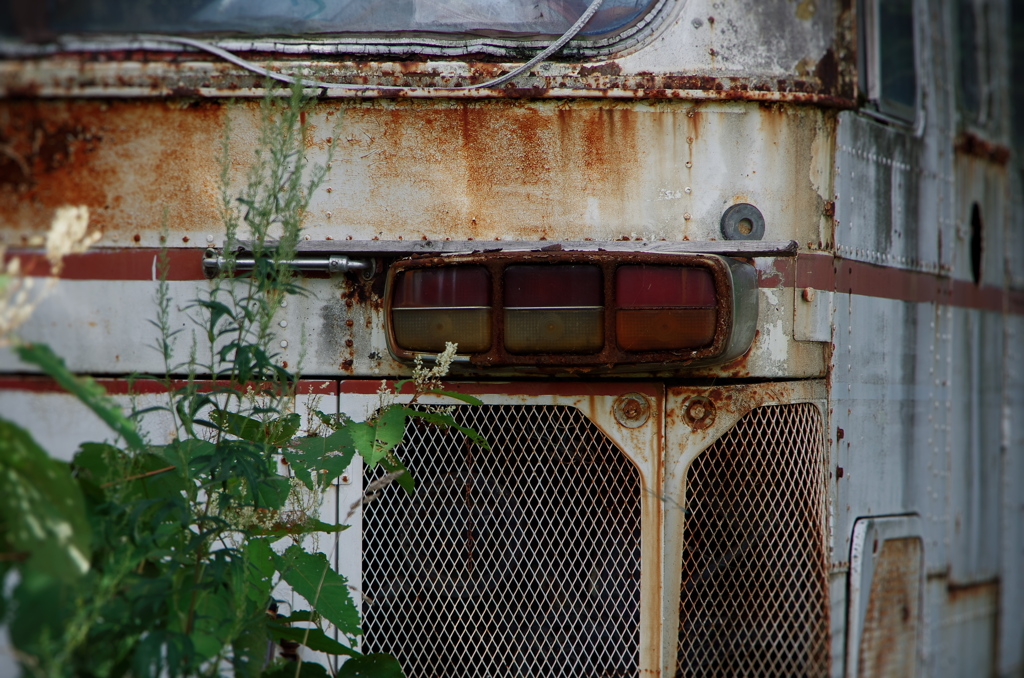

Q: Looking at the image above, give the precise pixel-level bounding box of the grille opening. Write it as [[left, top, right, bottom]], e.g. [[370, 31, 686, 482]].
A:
[[677, 403, 829, 678], [363, 405, 642, 678]]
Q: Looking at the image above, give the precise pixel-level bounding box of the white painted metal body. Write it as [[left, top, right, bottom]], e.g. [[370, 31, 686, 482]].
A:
[[1, 0, 1021, 675]]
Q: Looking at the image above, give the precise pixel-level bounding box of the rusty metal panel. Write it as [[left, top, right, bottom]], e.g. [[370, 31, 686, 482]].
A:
[[845, 516, 923, 678], [857, 538, 922, 678], [675, 403, 830, 677], [934, 580, 999, 677], [0, 100, 835, 250]]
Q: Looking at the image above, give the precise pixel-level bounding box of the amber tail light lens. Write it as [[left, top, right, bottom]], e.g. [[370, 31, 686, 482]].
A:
[[391, 266, 492, 352], [615, 266, 717, 351], [504, 265, 603, 353]]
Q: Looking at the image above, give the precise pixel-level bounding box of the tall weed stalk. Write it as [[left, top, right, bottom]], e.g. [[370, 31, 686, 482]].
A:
[[0, 84, 485, 678]]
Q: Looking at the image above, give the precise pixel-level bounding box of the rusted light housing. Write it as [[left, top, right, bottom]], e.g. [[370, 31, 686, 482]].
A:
[[385, 251, 758, 370], [390, 266, 492, 352], [615, 267, 717, 351], [504, 265, 604, 353]]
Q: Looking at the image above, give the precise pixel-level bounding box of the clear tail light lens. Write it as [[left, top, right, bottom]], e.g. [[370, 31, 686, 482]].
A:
[[391, 266, 492, 352], [504, 265, 604, 353], [615, 266, 717, 351]]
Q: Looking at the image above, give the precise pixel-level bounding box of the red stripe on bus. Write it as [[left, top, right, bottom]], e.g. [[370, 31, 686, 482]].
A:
[[0, 376, 336, 396], [767, 253, 1023, 314], [4, 249, 204, 281], [6, 247, 1021, 314]]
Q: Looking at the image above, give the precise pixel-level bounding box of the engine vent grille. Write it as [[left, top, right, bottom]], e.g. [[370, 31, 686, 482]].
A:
[[363, 405, 642, 678], [677, 403, 829, 678]]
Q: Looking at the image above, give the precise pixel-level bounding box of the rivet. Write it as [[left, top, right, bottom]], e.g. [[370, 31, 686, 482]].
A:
[[684, 213, 692, 220], [280, 340, 288, 348], [279, 320, 288, 328]]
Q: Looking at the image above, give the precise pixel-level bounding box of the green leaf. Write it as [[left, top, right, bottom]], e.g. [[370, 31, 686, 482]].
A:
[[337, 653, 406, 678], [424, 389, 484, 406], [267, 621, 359, 656], [256, 475, 292, 511], [286, 428, 357, 488], [255, 518, 349, 539], [158, 438, 215, 477], [0, 418, 92, 580], [244, 538, 276, 608], [273, 545, 361, 636], [378, 452, 414, 496], [232, 623, 270, 678], [350, 406, 408, 469], [72, 442, 127, 487], [405, 408, 489, 450], [371, 407, 407, 460], [209, 410, 301, 446], [263, 661, 331, 678], [16, 343, 146, 451]]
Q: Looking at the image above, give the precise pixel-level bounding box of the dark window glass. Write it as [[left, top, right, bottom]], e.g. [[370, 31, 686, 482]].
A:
[[1011, 0, 1024, 158], [878, 0, 917, 113], [2, 0, 655, 40], [957, 0, 981, 117]]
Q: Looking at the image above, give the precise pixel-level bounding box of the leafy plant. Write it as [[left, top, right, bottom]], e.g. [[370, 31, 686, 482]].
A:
[[0, 84, 485, 677]]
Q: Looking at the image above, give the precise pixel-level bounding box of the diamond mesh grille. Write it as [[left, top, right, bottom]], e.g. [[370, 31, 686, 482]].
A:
[[362, 405, 642, 678], [677, 403, 829, 678]]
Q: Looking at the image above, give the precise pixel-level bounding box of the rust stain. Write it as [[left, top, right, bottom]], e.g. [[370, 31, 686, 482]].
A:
[[0, 99, 226, 239], [954, 131, 1011, 166], [946, 579, 998, 604]]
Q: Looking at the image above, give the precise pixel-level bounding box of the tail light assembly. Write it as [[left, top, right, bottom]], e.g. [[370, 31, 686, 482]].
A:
[[386, 251, 758, 370]]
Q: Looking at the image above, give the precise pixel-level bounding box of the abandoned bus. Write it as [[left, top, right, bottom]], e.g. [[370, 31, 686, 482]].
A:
[[1, 0, 1022, 675]]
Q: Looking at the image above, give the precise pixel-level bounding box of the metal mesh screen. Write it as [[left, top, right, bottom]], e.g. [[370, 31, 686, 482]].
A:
[[362, 405, 642, 678], [677, 403, 829, 678]]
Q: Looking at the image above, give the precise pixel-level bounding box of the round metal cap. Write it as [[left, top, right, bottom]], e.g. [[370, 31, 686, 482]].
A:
[[720, 203, 766, 240], [613, 393, 652, 428]]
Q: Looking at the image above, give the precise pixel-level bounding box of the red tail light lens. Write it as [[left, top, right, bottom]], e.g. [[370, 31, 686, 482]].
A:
[[504, 265, 604, 353], [391, 266, 492, 352], [615, 266, 717, 351], [504, 265, 602, 307], [393, 267, 490, 307]]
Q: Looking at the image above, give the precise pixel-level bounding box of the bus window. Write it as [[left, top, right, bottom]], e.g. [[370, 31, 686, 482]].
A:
[[957, 0, 983, 119], [1, 0, 656, 40], [862, 0, 918, 121]]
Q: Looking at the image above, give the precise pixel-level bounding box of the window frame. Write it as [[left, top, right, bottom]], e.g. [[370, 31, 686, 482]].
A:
[[859, 0, 921, 124], [0, 0, 673, 62]]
